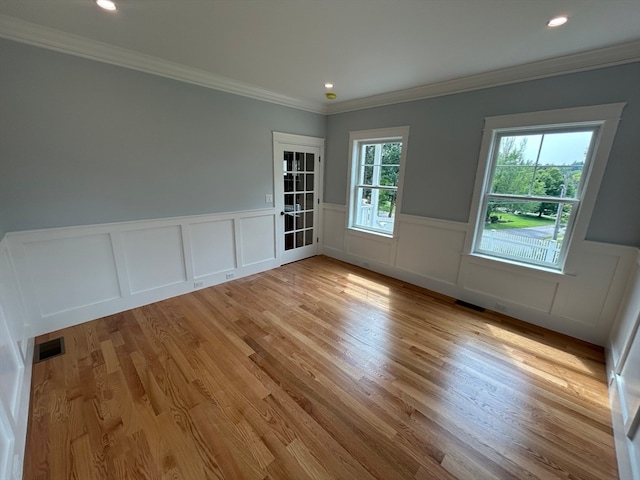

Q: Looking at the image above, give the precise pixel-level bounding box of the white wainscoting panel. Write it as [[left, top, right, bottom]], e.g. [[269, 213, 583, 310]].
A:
[[24, 234, 121, 316], [0, 305, 21, 417], [320, 203, 634, 347], [607, 250, 640, 480], [121, 226, 187, 294], [345, 229, 395, 266], [620, 333, 640, 436], [322, 205, 346, 253], [552, 247, 620, 326], [6, 208, 279, 339], [0, 247, 28, 358], [396, 216, 466, 286], [610, 252, 640, 370], [189, 219, 236, 278], [239, 214, 276, 267], [0, 235, 32, 480], [463, 260, 559, 313]]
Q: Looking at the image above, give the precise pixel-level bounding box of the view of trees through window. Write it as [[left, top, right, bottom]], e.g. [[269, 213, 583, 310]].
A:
[[354, 141, 401, 233], [477, 129, 595, 267]]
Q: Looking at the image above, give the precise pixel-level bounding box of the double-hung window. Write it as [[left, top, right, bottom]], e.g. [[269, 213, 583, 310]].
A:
[[347, 127, 409, 236], [469, 104, 625, 270]]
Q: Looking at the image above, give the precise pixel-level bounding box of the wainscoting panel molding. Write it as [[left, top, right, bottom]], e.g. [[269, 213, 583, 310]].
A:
[[463, 260, 559, 313], [5, 208, 278, 339], [395, 215, 467, 286], [238, 214, 276, 267], [24, 233, 121, 316], [321, 204, 346, 254], [189, 219, 236, 279], [0, 235, 33, 480], [320, 203, 636, 347], [121, 225, 187, 295], [345, 228, 396, 266], [607, 250, 640, 480]]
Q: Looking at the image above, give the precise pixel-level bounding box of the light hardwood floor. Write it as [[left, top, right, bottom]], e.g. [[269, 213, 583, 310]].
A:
[[24, 255, 618, 479]]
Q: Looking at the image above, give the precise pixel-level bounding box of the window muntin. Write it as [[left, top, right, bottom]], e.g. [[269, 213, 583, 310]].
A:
[[353, 141, 401, 233], [348, 127, 409, 237], [475, 127, 597, 269]]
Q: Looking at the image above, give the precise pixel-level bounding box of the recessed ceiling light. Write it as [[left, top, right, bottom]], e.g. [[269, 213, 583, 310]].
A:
[[96, 0, 117, 11], [547, 16, 568, 27], [326, 93, 337, 100], [324, 83, 334, 89]]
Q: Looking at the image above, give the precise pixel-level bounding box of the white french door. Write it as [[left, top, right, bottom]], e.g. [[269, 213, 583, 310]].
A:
[[273, 133, 324, 265]]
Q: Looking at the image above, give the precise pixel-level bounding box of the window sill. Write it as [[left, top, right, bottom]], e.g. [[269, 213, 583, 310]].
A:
[[347, 226, 395, 241]]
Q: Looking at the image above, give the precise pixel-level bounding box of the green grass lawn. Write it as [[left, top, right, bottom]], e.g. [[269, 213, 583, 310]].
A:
[[487, 212, 555, 230]]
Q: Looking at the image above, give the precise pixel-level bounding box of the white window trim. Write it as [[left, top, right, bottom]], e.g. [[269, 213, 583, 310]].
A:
[[346, 126, 410, 238], [465, 103, 626, 274]]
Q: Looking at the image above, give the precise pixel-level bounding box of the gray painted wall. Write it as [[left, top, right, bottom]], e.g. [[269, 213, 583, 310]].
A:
[[325, 62, 640, 247], [0, 39, 326, 236]]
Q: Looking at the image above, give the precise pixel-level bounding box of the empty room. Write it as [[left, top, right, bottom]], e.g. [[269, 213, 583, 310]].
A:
[[1, 1, 639, 479]]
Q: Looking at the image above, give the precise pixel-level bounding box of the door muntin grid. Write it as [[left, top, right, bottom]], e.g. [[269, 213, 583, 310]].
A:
[[283, 151, 315, 251]]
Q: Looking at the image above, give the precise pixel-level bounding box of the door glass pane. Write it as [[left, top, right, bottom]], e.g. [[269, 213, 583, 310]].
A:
[[281, 147, 316, 257], [284, 173, 294, 192], [285, 233, 294, 250], [305, 153, 315, 171], [284, 151, 294, 172], [285, 214, 294, 232], [284, 193, 294, 210]]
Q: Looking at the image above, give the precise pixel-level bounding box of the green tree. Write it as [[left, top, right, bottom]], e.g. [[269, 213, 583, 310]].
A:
[[532, 167, 576, 217], [379, 142, 401, 217], [490, 137, 536, 215]]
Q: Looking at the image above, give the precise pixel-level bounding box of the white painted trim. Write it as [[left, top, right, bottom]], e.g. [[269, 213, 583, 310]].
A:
[[397, 213, 468, 231], [322, 203, 347, 213], [273, 132, 325, 264], [345, 126, 410, 239], [4, 15, 636, 117], [0, 234, 33, 480], [6, 208, 281, 338], [464, 103, 626, 274], [0, 15, 325, 114], [326, 41, 640, 114], [611, 249, 640, 375]]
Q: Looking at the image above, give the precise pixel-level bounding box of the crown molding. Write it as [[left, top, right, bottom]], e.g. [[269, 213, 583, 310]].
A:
[[326, 40, 640, 115], [0, 15, 327, 114], [2, 15, 638, 117]]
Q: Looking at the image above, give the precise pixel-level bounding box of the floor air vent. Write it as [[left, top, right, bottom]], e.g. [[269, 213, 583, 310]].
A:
[[34, 337, 65, 363], [454, 300, 486, 312]]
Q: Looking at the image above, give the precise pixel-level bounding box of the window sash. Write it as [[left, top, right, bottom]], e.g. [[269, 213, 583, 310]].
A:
[[486, 193, 579, 204], [347, 126, 410, 238], [475, 127, 599, 269]]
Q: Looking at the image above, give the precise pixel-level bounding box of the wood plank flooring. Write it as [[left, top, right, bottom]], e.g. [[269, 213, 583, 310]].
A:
[[24, 255, 618, 479]]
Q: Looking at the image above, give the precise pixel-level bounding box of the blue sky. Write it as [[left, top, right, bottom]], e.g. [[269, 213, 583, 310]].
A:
[[513, 131, 594, 166]]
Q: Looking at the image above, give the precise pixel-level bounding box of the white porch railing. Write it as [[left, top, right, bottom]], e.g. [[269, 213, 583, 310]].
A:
[[480, 229, 560, 264], [357, 204, 394, 233]]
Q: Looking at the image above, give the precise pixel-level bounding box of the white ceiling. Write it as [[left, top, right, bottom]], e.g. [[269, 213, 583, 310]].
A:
[[1, 0, 639, 113]]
